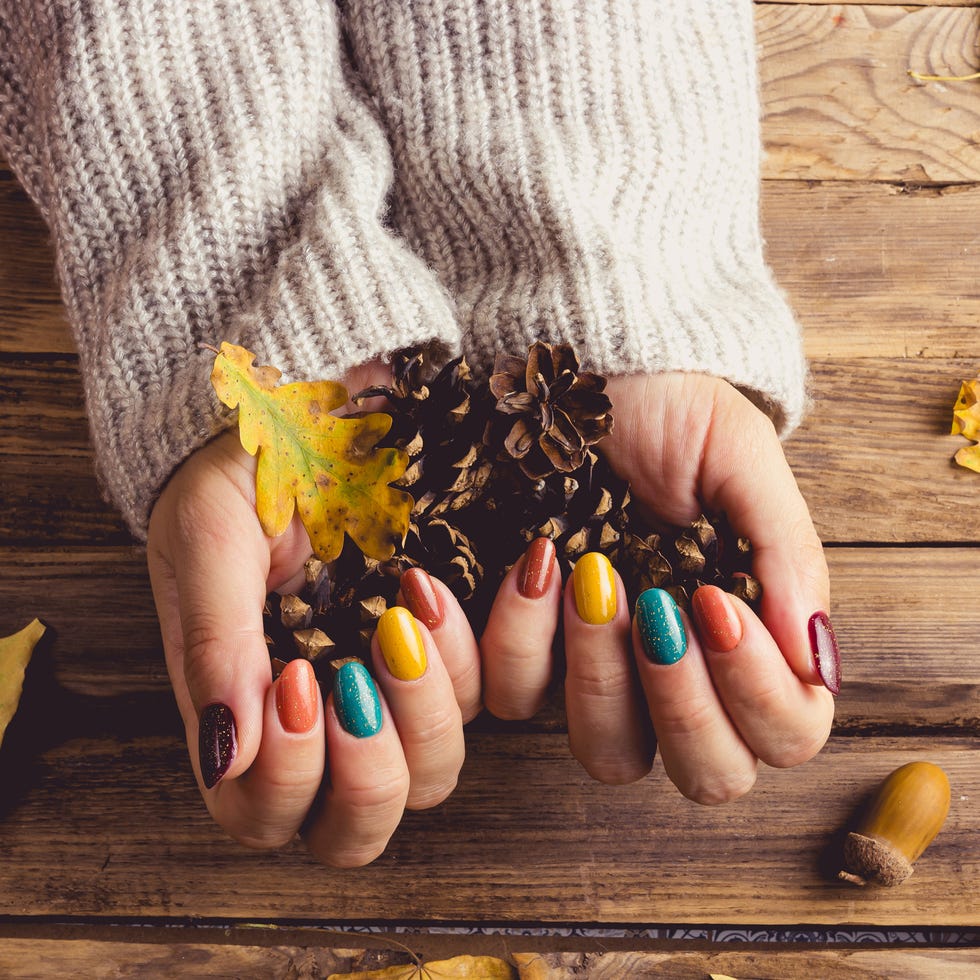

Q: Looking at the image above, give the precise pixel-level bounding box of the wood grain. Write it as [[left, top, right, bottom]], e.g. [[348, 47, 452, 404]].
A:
[[0, 735, 975, 925], [759, 5, 980, 183]]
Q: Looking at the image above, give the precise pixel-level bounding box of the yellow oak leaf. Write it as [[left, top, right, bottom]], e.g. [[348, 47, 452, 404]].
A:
[[210, 343, 412, 561], [328, 956, 516, 980], [0, 619, 46, 749]]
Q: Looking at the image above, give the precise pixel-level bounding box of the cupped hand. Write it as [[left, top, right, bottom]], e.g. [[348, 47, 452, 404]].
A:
[[145, 360, 480, 866], [468, 371, 836, 804]]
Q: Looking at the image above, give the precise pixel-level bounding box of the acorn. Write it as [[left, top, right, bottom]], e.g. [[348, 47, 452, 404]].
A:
[[838, 761, 951, 887]]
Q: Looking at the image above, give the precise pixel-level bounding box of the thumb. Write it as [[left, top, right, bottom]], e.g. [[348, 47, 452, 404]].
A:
[[147, 435, 274, 790]]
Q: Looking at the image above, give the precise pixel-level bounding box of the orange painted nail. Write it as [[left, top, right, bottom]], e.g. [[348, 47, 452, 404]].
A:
[[691, 586, 742, 653], [276, 658, 319, 733]]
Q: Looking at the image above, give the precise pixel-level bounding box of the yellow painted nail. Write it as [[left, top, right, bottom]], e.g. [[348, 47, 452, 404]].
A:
[[573, 552, 617, 625], [376, 606, 427, 680]]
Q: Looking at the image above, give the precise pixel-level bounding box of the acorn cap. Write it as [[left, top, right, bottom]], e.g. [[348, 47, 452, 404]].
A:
[[839, 832, 915, 887]]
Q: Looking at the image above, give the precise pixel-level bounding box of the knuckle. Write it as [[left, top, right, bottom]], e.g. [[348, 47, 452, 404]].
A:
[[653, 694, 719, 741], [577, 751, 652, 786], [406, 771, 460, 811], [342, 764, 411, 820], [761, 717, 833, 770]]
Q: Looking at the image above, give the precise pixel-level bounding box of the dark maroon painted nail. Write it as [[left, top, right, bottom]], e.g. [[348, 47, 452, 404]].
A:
[[199, 702, 237, 788], [808, 611, 841, 696]]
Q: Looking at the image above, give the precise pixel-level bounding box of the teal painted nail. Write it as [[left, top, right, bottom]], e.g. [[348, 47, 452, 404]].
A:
[[333, 661, 383, 737], [635, 588, 687, 665]]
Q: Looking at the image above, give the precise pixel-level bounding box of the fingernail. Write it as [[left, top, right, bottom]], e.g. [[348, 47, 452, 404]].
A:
[[376, 606, 427, 681], [333, 661, 383, 737], [199, 702, 237, 788], [400, 567, 443, 629], [691, 585, 742, 653], [573, 552, 617, 625], [635, 588, 687, 665], [809, 611, 841, 696], [276, 658, 319, 733], [519, 537, 556, 599]]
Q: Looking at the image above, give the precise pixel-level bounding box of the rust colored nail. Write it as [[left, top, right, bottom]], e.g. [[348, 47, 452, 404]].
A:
[[809, 611, 841, 696], [199, 702, 237, 789], [519, 537, 556, 599], [276, 658, 319, 733], [400, 567, 443, 629], [692, 586, 742, 653]]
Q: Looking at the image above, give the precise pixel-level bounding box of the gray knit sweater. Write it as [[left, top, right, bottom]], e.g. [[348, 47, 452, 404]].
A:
[[0, 0, 807, 539]]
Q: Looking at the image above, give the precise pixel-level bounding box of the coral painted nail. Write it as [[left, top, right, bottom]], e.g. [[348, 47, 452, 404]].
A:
[[573, 552, 617, 625], [635, 588, 687, 665], [691, 586, 742, 653], [809, 611, 841, 695], [333, 661, 383, 738], [199, 702, 237, 789], [276, 658, 319, 733], [519, 537, 556, 599], [400, 567, 443, 630], [376, 606, 427, 681]]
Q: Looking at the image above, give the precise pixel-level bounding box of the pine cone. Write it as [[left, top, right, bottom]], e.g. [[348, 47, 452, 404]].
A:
[[485, 342, 613, 480]]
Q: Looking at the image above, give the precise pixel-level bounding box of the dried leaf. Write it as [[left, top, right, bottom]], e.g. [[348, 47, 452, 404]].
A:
[[0, 619, 46, 748], [952, 378, 980, 472], [328, 955, 516, 980], [210, 343, 413, 560]]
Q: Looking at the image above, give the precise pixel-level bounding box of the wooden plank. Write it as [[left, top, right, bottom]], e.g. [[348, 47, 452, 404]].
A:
[[0, 546, 977, 737], [764, 182, 980, 361], [787, 358, 979, 544], [0, 734, 975, 925], [759, 5, 980, 183]]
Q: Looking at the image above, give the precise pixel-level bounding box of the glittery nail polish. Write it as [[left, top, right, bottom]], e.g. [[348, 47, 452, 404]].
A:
[[519, 538, 556, 599], [400, 567, 443, 630], [809, 611, 841, 696], [199, 702, 237, 788], [635, 588, 687, 665], [333, 661, 383, 737], [691, 585, 742, 653]]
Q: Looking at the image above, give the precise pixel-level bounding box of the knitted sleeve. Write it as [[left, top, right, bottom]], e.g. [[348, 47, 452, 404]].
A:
[[341, 0, 807, 434], [0, 0, 462, 538]]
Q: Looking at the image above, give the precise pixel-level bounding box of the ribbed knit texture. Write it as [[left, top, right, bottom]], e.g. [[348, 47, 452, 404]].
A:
[[1, 0, 807, 540]]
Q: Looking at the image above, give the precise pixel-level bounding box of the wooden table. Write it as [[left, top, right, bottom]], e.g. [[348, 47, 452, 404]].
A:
[[1, 4, 978, 977]]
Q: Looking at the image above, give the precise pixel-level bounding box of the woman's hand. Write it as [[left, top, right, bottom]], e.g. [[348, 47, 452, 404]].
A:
[[146, 361, 481, 866], [463, 372, 837, 804]]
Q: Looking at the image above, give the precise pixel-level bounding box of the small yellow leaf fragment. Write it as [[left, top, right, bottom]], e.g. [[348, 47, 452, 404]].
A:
[[209, 342, 412, 561], [328, 956, 516, 980], [952, 378, 980, 472], [0, 618, 46, 748], [709, 975, 741, 980]]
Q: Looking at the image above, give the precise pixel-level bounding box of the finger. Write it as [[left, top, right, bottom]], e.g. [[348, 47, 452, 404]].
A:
[[147, 478, 273, 791], [204, 658, 325, 848], [698, 391, 837, 692], [480, 537, 561, 720], [633, 588, 757, 805], [303, 661, 411, 868], [563, 553, 654, 784], [691, 586, 834, 768], [398, 568, 483, 722], [371, 606, 465, 809]]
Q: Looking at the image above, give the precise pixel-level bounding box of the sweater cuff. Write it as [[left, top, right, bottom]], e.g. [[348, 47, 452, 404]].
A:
[[343, 0, 806, 436]]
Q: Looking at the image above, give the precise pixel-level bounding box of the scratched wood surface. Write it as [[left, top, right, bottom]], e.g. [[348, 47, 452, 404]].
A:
[[1, 2, 979, 974]]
